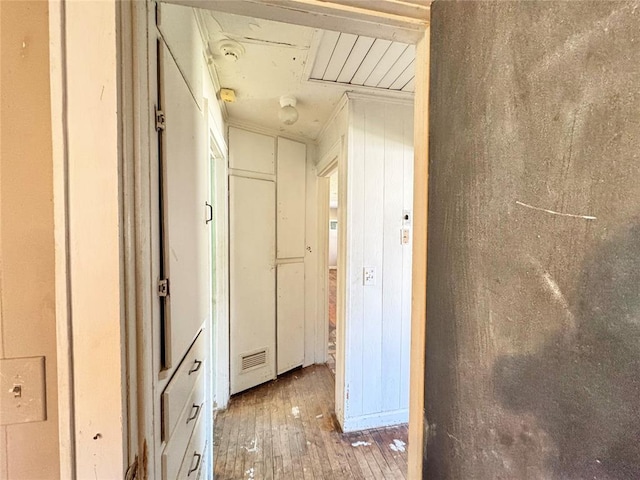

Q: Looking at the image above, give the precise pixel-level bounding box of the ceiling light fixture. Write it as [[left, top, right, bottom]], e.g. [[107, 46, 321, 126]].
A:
[[279, 96, 299, 125]]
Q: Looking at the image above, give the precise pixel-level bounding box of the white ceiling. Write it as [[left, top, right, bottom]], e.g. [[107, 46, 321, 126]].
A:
[[310, 32, 415, 92], [199, 9, 347, 140], [198, 9, 414, 141]]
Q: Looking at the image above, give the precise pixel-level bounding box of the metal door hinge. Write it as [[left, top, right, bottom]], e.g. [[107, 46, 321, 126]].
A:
[[158, 278, 169, 297], [155, 108, 166, 132]]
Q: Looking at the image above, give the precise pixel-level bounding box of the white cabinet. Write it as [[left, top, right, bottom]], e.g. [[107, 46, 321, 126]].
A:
[[162, 372, 206, 480], [157, 28, 211, 480], [162, 333, 206, 441], [229, 130, 308, 393]]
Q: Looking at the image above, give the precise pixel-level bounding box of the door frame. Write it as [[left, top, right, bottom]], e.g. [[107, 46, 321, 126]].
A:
[[316, 142, 341, 366], [50, 1, 430, 478], [206, 106, 231, 411]]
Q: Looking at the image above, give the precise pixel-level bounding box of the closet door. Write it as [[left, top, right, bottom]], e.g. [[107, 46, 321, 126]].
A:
[[229, 175, 276, 394], [159, 42, 209, 369], [275, 138, 307, 373], [277, 263, 305, 374]]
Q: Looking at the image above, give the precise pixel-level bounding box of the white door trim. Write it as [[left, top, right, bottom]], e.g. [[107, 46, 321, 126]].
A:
[[315, 147, 340, 366], [50, 1, 130, 478], [164, 0, 428, 44], [49, 2, 75, 477], [207, 114, 231, 410]]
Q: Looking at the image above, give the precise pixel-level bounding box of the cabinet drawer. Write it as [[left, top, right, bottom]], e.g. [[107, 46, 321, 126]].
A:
[[162, 331, 206, 441], [177, 413, 207, 480], [162, 381, 206, 480]]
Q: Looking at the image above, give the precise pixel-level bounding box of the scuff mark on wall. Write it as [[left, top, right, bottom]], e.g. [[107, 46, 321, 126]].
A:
[[515, 200, 596, 220]]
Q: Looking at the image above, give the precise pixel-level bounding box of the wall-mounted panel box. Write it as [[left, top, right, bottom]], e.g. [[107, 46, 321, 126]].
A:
[[0, 356, 46, 425]]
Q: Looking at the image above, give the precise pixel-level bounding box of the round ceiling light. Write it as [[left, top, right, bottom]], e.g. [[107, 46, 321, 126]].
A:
[[279, 96, 299, 125]]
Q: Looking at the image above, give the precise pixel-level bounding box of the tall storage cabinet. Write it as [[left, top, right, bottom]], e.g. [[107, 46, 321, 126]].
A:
[[156, 8, 211, 478], [229, 127, 307, 394]]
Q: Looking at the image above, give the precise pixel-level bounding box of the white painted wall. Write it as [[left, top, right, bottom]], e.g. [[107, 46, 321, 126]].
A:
[[317, 94, 414, 431], [344, 95, 414, 431]]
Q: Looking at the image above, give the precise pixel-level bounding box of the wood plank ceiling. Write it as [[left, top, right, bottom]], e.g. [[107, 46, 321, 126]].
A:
[[310, 31, 416, 93]]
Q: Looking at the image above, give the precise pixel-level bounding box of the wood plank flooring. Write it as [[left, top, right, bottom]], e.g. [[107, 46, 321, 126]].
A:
[[327, 269, 337, 375], [214, 365, 408, 479]]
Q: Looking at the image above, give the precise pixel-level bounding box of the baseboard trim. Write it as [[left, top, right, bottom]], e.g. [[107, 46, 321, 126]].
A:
[[342, 409, 409, 432]]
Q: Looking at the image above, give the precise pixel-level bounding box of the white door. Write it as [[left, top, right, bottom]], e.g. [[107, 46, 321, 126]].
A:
[[276, 138, 306, 374], [159, 41, 209, 369], [277, 263, 305, 374], [229, 175, 277, 394]]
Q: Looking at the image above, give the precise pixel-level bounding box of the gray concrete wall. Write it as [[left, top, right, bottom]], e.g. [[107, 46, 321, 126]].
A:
[[426, 1, 640, 478]]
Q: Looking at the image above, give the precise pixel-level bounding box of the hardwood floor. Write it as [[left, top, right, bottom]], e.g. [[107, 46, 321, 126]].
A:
[[328, 268, 337, 328], [214, 365, 409, 479], [327, 269, 337, 375]]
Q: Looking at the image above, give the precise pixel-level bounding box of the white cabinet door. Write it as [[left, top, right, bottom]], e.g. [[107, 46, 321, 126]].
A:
[[276, 138, 306, 258], [229, 127, 275, 174], [160, 42, 209, 369], [229, 175, 277, 394], [277, 262, 305, 374]]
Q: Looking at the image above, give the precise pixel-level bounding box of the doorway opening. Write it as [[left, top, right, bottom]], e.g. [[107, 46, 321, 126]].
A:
[[157, 2, 417, 476], [327, 170, 339, 376], [52, 0, 430, 476]]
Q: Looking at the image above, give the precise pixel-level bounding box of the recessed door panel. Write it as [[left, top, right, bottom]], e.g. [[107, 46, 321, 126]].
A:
[[228, 127, 275, 174], [276, 138, 306, 259], [160, 42, 209, 369], [277, 262, 305, 374]]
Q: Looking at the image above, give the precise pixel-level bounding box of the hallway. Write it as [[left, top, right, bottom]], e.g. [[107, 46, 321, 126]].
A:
[[213, 365, 409, 479]]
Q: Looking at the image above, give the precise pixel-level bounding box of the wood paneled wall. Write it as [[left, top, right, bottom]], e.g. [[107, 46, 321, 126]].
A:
[[341, 96, 414, 431]]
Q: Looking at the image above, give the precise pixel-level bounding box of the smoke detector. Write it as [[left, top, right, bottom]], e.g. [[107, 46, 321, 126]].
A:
[[215, 39, 245, 62]]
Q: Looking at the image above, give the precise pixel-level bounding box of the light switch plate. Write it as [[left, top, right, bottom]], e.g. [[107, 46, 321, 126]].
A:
[[0, 356, 46, 425]]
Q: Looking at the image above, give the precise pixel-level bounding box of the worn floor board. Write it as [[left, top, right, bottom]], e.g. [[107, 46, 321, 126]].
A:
[[214, 365, 408, 479]]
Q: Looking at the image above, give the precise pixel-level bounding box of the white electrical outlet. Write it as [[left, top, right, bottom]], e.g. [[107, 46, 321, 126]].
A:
[[363, 267, 376, 286], [401, 228, 411, 245]]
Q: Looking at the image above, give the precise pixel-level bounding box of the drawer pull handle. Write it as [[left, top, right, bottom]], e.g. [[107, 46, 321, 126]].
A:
[[188, 452, 202, 476], [188, 360, 202, 375], [187, 404, 200, 424], [206, 202, 213, 224]]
